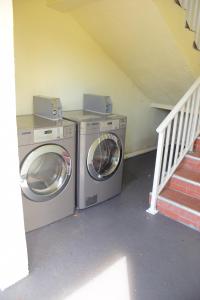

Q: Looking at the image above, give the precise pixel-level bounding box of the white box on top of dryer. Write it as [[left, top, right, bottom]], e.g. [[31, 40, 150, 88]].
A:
[[33, 95, 62, 120], [83, 94, 112, 114]]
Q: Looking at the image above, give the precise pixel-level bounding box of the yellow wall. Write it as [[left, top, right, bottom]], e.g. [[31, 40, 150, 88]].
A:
[[14, 0, 165, 155], [47, 0, 98, 12], [67, 0, 196, 103]]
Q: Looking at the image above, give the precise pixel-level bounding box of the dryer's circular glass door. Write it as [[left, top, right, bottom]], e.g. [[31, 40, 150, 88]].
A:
[[20, 144, 72, 202], [87, 133, 122, 181]]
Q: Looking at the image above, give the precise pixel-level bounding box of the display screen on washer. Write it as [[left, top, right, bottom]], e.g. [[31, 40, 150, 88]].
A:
[[44, 130, 53, 134], [20, 144, 72, 202], [87, 133, 122, 181]]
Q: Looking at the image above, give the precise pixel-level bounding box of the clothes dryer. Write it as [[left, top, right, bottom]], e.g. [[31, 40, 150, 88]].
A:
[[63, 110, 127, 209], [17, 115, 75, 232]]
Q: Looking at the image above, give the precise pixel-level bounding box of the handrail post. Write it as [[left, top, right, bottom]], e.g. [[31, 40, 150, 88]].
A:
[[191, 88, 200, 149], [147, 131, 165, 215]]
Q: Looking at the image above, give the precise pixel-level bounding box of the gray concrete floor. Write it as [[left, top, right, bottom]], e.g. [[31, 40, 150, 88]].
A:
[[1, 152, 200, 300]]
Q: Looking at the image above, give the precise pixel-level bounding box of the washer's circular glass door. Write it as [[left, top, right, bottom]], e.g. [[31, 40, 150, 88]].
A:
[[20, 144, 72, 202], [87, 133, 122, 181]]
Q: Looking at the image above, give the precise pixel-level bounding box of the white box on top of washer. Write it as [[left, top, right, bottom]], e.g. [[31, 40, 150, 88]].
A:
[[83, 94, 112, 114], [33, 95, 62, 120]]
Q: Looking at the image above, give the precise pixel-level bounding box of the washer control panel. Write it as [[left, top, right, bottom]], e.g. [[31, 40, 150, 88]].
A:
[[100, 119, 119, 132], [34, 127, 63, 143], [80, 117, 126, 134]]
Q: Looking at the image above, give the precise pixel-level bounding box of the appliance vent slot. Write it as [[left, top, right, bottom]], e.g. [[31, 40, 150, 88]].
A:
[[86, 195, 97, 207]]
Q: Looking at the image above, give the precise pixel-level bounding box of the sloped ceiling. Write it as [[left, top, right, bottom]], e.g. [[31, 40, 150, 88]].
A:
[[47, 0, 196, 104]]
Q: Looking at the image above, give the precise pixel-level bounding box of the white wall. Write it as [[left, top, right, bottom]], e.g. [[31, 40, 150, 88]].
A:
[[14, 0, 166, 155], [0, 0, 28, 291]]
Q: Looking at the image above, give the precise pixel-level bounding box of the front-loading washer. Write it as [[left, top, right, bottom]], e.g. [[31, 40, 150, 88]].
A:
[[62, 110, 127, 209], [17, 115, 76, 232]]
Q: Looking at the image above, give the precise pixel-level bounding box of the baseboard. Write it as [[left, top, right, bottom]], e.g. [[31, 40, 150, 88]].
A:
[[124, 146, 156, 160]]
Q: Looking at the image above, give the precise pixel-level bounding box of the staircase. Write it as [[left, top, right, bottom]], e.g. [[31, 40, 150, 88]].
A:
[[175, 0, 200, 50], [157, 137, 200, 231], [147, 1, 200, 231], [148, 78, 200, 231]]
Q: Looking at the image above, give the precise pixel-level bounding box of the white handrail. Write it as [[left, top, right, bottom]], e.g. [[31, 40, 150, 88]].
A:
[[147, 77, 200, 215], [157, 77, 200, 133]]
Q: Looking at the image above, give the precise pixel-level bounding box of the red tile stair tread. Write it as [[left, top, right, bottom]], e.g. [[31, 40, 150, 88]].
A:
[[160, 188, 200, 213], [175, 164, 200, 183], [188, 152, 200, 159]]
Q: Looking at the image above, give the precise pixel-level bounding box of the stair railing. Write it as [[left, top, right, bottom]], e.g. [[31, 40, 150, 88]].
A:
[[176, 0, 200, 50], [178, 0, 189, 10], [147, 77, 200, 215]]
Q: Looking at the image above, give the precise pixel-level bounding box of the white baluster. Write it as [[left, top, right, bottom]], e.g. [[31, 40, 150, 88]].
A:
[[186, 94, 195, 147], [180, 100, 190, 153], [191, 89, 200, 143], [167, 114, 178, 176], [174, 107, 185, 164], [161, 124, 171, 183], [147, 131, 165, 215]]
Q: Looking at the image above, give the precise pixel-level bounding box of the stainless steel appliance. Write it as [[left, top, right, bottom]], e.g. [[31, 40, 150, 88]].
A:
[[63, 110, 127, 209], [17, 115, 75, 232]]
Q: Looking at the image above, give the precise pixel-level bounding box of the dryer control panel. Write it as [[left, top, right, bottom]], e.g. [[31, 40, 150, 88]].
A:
[[34, 127, 63, 143]]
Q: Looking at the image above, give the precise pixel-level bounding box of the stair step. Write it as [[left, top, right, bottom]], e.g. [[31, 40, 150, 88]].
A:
[[160, 188, 200, 213], [158, 188, 200, 231], [193, 137, 200, 152], [175, 164, 200, 182], [187, 151, 200, 159], [167, 164, 200, 199], [183, 152, 200, 169]]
